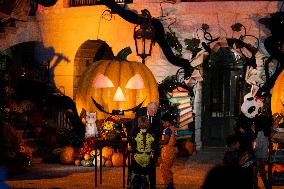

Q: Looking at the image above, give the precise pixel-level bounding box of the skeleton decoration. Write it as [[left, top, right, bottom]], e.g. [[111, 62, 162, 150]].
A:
[[245, 51, 278, 96]]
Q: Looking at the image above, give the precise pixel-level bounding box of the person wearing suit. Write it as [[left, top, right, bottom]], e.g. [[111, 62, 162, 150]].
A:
[[129, 102, 163, 189]]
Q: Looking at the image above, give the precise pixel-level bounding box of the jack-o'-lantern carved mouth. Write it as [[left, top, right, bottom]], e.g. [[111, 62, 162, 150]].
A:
[[91, 97, 144, 115], [91, 73, 145, 115]]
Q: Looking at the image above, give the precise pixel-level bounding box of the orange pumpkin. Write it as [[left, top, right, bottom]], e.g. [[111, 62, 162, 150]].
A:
[[105, 159, 113, 167], [75, 159, 81, 166], [102, 157, 106, 166], [112, 152, 124, 167], [272, 164, 284, 173], [102, 146, 113, 160], [84, 154, 91, 161], [60, 146, 75, 164], [75, 47, 159, 120], [271, 70, 284, 115]]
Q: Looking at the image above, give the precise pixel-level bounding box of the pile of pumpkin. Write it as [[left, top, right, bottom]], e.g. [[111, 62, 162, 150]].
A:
[[59, 137, 126, 167], [265, 163, 284, 174], [79, 146, 126, 167], [60, 146, 126, 167]]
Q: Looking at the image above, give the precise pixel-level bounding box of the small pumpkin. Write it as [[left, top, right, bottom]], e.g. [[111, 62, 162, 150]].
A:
[[102, 157, 106, 166], [75, 47, 159, 120], [84, 154, 91, 161], [102, 146, 113, 159], [105, 159, 113, 167], [112, 152, 124, 167], [60, 146, 75, 164], [272, 164, 284, 173], [75, 159, 81, 166], [271, 70, 284, 115]]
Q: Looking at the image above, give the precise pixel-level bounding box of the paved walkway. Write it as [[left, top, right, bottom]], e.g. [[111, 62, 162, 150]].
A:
[[5, 148, 279, 189]]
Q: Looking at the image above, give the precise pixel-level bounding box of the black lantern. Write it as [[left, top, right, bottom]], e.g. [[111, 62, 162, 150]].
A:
[[134, 9, 155, 64]]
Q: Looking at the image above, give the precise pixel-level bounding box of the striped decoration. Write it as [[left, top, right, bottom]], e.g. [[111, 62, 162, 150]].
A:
[[167, 87, 194, 140]]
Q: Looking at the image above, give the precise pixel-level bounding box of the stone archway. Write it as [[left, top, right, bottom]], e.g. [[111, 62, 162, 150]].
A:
[[73, 39, 114, 99]]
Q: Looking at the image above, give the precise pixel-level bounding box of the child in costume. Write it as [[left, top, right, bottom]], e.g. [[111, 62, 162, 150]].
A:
[[159, 112, 177, 189], [129, 116, 155, 189]]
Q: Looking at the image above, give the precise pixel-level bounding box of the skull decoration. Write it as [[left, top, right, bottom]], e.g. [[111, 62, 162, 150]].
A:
[[75, 47, 159, 120], [241, 92, 263, 118]]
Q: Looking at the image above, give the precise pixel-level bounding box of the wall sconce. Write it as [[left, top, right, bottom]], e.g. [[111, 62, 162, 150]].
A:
[[133, 9, 155, 64]]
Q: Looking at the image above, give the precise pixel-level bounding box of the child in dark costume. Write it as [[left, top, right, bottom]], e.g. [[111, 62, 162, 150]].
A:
[[129, 116, 155, 189]]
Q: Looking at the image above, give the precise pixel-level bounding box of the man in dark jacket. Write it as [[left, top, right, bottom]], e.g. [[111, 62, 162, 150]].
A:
[[129, 102, 162, 189]]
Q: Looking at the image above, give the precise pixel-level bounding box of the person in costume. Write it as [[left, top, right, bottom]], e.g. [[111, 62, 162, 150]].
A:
[[159, 112, 177, 189], [128, 116, 156, 189], [129, 102, 162, 189]]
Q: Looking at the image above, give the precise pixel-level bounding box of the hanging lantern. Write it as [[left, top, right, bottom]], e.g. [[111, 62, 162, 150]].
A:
[[133, 9, 155, 64]]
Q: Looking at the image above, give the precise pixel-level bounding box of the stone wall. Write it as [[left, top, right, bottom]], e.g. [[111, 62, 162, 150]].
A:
[[0, 17, 41, 52], [33, 0, 281, 96], [1, 1, 281, 95]]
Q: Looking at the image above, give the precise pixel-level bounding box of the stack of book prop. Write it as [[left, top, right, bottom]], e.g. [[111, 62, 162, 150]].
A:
[[167, 87, 193, 140]]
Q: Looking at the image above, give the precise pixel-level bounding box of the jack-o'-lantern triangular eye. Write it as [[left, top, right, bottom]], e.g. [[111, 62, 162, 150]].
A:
[[93, 73, 114, 88], [125, 74, 144, 89]]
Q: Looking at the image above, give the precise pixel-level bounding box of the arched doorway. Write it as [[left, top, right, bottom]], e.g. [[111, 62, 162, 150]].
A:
[[202, 47, 248, 146], [73, 40, 114, 99]]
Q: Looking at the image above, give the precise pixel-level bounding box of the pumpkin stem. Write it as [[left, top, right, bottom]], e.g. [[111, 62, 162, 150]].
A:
[[115, 47, 132, 61]]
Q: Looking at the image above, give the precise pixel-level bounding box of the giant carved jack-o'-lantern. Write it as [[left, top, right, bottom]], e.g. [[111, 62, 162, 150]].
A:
[[271, 70, 284, 115], [75, 47, 159, 120]]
